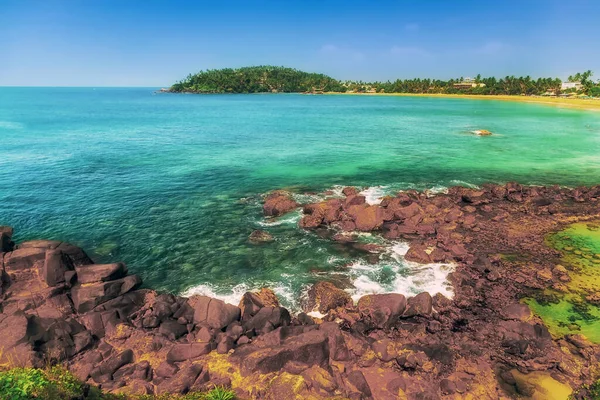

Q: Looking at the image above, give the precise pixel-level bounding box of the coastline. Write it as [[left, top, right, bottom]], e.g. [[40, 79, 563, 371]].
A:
[[327, 92, 600, 111], [4, 183, 600, 398]]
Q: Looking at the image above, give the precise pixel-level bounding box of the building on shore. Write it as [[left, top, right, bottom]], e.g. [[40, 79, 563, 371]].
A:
[[453, 78, 486, 89], [561, 81, 583, 91]]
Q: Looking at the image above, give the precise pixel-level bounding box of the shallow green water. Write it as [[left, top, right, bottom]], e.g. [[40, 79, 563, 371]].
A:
[[527, 223, 600, 342], [1, 88, 600, 308]]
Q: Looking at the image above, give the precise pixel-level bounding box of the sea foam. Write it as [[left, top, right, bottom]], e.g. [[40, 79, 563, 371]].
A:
[[346, 241, 455, 302]]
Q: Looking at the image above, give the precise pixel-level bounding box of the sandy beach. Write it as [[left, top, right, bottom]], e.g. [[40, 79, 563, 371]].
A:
[[331, 92, 600, 111]]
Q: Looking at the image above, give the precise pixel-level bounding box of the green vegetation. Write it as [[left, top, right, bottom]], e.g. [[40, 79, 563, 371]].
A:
[[0, 366, 236, 400], [170, 66, 600, 96], [569, 379, 600, 399], [170, 65, 345, 93]]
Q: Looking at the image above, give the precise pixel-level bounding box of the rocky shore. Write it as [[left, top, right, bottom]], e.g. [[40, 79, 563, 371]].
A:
[[3, 183, 600, 399]]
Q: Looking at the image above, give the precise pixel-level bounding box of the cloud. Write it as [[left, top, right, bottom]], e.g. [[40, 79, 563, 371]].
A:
[[404, 23, 419, 32], [389, 46, 433, 58], [477, 41, 512, 55], [320, 44, 338, 53], [319, 44, 365, 61]]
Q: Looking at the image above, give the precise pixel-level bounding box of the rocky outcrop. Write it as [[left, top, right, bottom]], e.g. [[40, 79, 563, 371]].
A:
[[3, 182, 600, 398], [262, 191, 298, 217], [304, 281, 352, 314]]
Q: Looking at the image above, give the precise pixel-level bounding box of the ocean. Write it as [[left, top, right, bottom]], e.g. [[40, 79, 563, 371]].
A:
[[1, 87, 600, 309]]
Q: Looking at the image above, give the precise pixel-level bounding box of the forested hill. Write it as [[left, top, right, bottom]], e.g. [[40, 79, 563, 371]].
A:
[[169, 66, 598, 96], [169, 66, 345, 93]]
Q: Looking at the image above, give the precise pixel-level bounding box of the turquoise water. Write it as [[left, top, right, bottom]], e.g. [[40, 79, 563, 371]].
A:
[[1, 88, 600, 308]]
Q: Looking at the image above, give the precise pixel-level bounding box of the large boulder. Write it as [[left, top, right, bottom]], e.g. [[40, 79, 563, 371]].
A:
[[404, 244, 432, 264], [166, 343, 212, 363], [0, 226, 14, 252], [357, 294, 407, 328], [90, 349, 134, 383], [234, 330, 329, 375], [404, 292, 433, 317], [75, 263, 128, 284], [263, 191, 298, 217], [394, 202, 423, 220], [19, 240, 62, 249], [239, 288, 280, 321], [304, 281, 352, 314], [71, 275, 142, 313], [243, 306, 291, 335], [56, 242, 94, 267], [43, 249, 73, 287], [187, 295, 241, 330], [348, 205, 385, 231], [156, 364, 204, 395], [4, 247, 47, 272]]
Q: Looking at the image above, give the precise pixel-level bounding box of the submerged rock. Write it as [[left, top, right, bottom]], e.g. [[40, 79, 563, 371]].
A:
[[248, 230, 274, 244]]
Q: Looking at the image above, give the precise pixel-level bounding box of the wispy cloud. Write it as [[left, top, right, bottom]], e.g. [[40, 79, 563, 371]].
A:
[[404, 23, 419, 32], [319, 44, 365, 61], [477, 41, 512, 55], [390, 46, 433, 58]]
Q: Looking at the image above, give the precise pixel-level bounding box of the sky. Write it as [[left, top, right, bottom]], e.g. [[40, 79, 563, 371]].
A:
[[1, 0, 599, 86]]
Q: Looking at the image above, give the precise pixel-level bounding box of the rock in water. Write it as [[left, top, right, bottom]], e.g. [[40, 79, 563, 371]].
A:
[[471, 129, 492, 136], [263, 191, 298, 217], [248, 230, 274, 244]]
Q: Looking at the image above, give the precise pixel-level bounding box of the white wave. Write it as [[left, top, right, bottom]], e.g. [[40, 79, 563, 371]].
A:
[[344, 240, 455, 302], [390, 242, 410, 259], [307, 310, 326, 319], [181, 281, 299, 310], [448, 180, 479, 189], [181, 283, 249, 305], [360, 186, 388, 205], [425, 185, 449, 195], [256, 211, 301, 226], [0, 121, 24, 130], [349, 261, 455, 302]]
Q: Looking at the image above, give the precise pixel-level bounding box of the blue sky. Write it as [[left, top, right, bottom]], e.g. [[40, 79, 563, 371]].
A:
[[1, 0, 599, 86]]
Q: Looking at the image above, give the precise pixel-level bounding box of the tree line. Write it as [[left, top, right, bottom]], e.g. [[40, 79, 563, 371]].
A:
[[169, 66, 345, 93], [170, 66, 599, 96]]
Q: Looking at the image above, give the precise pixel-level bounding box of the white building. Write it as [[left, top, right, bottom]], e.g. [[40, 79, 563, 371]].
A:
[[561, 81, 583, 91]]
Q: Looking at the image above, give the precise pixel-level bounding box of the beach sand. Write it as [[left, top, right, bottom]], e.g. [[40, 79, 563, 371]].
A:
[[330, 92, 600, 111]]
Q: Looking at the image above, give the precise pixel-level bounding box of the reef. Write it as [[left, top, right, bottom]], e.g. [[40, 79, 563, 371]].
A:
[[2, 182, 600, 399]]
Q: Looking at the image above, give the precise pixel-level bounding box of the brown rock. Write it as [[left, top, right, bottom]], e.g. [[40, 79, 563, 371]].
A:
[[239, 288, 280, 321], [357, 294, 406, 328], [263, 191, 298, 217], [234, 330, 329, 375], [188, 295, 241, 330], [404, 292, 433, 317], [536, 268, 553, 283], [43, 249, 73, 286], [304, 281, 352, 314], [404, 245, 431, 264], [166, 343, 212, 363], [75, 263, 127, 284], [4, 247, 47, 272], [248, 230, 274, 244], [344, 195, 366, 208], [394, 202, 423, 220], [342, 187, 359, 197], [71, 275, 142, 313]]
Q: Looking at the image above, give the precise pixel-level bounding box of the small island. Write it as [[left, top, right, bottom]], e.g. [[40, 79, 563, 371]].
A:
[[167, 66, 600, 99]]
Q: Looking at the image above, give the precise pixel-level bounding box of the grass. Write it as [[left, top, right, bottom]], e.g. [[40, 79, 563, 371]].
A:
[[0, 366, 236, 400]]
